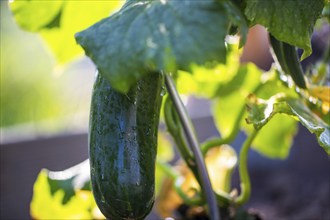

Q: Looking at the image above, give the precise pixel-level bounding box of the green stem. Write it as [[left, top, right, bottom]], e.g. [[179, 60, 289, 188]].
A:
[[164, 96, 198, 177], [174, 177, 204, 206], [201, 106, 245, 155], [164, 73, 220, 220], [164, 99, 233, 207], [235, 129, 258, 206], [215, 191, 232, 206], [156, 160, 180, 179], [201, 82, 265, 155]]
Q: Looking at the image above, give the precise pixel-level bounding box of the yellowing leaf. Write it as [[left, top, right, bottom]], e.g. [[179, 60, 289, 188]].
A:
[[309, 86, 330, 103], [156, 145, 237, 217], [178, 145, 237, 195], [205, 145, 237, 193], [30, 170, 94, 220]]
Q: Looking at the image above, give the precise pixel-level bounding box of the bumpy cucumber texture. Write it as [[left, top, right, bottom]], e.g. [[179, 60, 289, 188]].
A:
[[89, 71, 163, 220]]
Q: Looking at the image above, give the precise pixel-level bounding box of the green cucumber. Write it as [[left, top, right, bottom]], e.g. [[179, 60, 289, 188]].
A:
[[269, 34, 307, 89], [89, 71, 163, 220], [269, 34, 290, 74], [281, 41, 307, 89]]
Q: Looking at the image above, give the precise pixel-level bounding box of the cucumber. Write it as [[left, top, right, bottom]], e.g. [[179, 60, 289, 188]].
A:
[[281, 41, 307, 89], [269, 34, 290, 74], [89, 71, 163, 220], [269, 34, 307, 89]]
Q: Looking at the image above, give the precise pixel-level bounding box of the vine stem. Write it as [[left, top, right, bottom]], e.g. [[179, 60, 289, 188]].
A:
[[201, 82, 265, 155], [156, 160, 204, 206], [164, 97, 195, 169], [201, 106, 245, 155], [235, 129, 258, 206], [164, 73, 220, 220]]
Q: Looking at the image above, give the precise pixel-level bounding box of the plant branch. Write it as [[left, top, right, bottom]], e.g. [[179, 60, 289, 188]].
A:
[[164, 97, 196, 170], [164, 98, 234, 207], [235, 129, 258, 206], [174, 177, 204, 206], [156, 160, 204, 206], [201, 106, 246, 155], [164, 73, 220, 220]]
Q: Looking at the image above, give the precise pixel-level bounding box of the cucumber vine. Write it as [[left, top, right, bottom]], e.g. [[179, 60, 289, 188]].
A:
[[9, 0, 330, 219]]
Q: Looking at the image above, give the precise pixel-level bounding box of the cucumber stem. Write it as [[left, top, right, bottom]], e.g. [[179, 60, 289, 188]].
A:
[[164, 96, 202, 182], [164, 97, 195, 166], [164, 73, 220, 220]]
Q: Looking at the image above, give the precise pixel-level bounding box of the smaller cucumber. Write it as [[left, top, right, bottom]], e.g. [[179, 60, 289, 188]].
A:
[[269, 34, 307, 89]]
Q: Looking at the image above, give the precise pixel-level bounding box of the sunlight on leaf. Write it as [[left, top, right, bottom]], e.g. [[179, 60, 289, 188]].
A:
[[176, 44, 243, 98], [30, 130, 172, 219], [246, 93, 293, 130], [30, 170, 102, 220], [10, 0, 123, 64], [246, 94, 330, 156], [212, 63, 262, 137], [10, 0, 64, 32], [205, 145, 237, 193], [245, 94, 298, 159]]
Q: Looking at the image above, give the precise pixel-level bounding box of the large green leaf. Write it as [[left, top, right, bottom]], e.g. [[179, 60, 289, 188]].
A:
[[10, 0, 122, 63], [244, 0, 324, 59], [176, 44, 243, 98], [175, 43, 263, 138], [212, 65, 261, 137], [253, 114, 297, 159], [246, 95, 330, 156], [75, 0, 238, 93], [241, 70, 300, 159], [212, 63, 262, 137]]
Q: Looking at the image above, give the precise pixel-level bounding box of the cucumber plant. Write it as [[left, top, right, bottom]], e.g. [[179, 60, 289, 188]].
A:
[[9, 0, 330, 219]]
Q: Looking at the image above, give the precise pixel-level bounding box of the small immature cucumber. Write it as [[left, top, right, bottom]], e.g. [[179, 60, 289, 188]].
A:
[[269, 34, 307, 89], [89, 71, 163, 220]]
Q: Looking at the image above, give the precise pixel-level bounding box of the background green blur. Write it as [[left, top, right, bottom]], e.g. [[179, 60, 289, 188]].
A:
[[0, 1, 113, 137]]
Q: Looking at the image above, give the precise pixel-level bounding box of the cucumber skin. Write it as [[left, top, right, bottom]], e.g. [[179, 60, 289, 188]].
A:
[[269, 34, 307, 89], [89, 72, 163, 220], [281, 42, 307, 89]]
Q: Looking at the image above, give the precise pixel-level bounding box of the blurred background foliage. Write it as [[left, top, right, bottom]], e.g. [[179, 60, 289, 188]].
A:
[[0, 0, 122, 135]]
